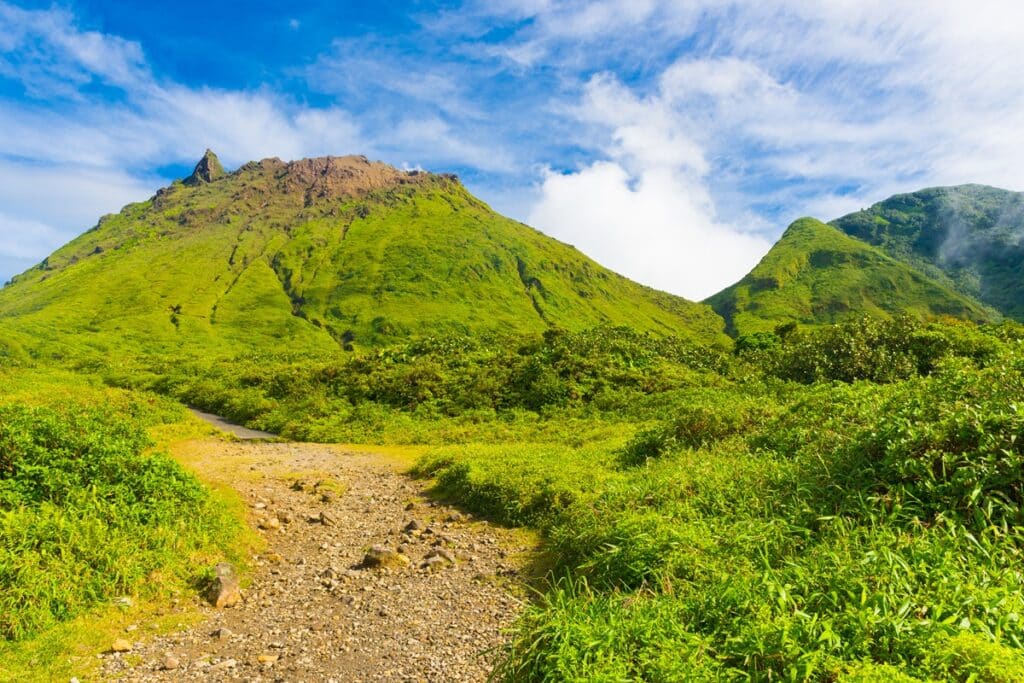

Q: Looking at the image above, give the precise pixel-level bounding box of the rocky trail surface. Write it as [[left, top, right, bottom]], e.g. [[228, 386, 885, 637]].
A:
[[100, 432, 533, 682]]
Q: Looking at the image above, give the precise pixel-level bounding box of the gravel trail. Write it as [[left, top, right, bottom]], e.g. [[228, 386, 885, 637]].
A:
[[100, 438, 531, 682]]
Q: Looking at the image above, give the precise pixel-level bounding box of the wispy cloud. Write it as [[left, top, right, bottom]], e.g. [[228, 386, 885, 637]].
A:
[[2, 0, 1024, 300]]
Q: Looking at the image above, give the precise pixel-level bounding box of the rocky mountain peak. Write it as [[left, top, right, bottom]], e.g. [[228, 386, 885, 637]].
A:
[[185, 149, 226, 185]]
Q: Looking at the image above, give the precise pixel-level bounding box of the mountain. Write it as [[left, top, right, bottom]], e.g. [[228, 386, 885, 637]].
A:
[[0, 152, 728, 361], [705, 217, 996, 336], [831, 184, 1024, 320]]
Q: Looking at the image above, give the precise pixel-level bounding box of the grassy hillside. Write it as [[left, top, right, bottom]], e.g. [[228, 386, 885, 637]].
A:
[[832, 184, 1024, 319], [0, 368, 248, 640], [705, 217, 995, 336], [0, 153, 727, 363], [412, 319, 1024, 681]]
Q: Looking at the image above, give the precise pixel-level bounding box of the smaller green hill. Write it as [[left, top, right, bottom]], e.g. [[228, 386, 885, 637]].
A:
[[831, 185, 1024, 320], [705, 217, 996, 336]]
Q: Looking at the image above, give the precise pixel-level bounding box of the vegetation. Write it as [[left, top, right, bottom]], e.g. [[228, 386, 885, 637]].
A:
[[0, 370, 246, 644], [412, 320, 1024, 680], [832, 184, 1024, 320], [4, 156, 1024, 680], [706, 217, 996, 337]]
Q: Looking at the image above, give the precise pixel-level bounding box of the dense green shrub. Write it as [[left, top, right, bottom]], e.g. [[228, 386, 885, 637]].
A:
[[619, 391, 779, 465], [0, 402, 240, 640], [756, 316, 1010, 384], [416, 339, 1024, 680]]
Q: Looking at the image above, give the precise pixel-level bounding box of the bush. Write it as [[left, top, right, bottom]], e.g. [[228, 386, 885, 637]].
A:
[[0, 402, 240, 640]]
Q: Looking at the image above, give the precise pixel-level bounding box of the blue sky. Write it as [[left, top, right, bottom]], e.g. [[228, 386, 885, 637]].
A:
[[2, 1, 1024, 299]]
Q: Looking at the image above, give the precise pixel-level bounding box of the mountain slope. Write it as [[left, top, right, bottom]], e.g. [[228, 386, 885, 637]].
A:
[[705, 217, 996, 336], [0, 152, 728, 360], [831, 184, 1024, 319]]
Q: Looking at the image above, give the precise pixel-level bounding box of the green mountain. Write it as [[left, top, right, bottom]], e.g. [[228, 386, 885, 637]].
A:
[[705, 217, 995, 336], [0, 152, 727, 361], [831, 184, 1024, 319]]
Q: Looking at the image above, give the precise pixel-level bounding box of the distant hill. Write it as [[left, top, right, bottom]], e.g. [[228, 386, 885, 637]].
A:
[[831, 184, 1024, 320], [705, 217, 996, 336], [0, 151, 728, 361]]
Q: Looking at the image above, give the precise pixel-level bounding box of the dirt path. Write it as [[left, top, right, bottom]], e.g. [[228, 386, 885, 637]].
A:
[[100, 438, 532, 682], [187, 409, 277, 440]]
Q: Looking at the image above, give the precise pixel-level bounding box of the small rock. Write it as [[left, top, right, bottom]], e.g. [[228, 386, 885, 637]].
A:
[[320, 492, 335, 503], [276, 510, 292, 524], [425, 548, 456, 567], [253, 502, 267, 510], [258, 516, 281, 531], [213, 627, 233, 639], [445, 512, 464, 523], [110, 639, 132, 653], [422, 556, 447, 572], [404, 501, 416, 511], [258, 653, 279, 665], [319, 510, 335, 526], [212, 658, 237, 670], [362, 545, 410, 569], [205, 562, 241, 608], [163, 656, 180, 671], [403, 519, 422, 533]]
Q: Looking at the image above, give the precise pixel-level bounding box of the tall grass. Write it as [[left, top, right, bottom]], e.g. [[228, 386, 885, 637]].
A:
[[0, 379, 244, 641], [417, 343, 1024, 680]]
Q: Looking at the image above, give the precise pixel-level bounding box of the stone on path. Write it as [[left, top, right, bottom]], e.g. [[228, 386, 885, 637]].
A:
[[205, 562, 242, 608], [362, 545, 410, 569]]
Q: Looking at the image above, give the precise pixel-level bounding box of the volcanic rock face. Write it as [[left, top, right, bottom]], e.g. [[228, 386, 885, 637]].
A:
[[280, 155, 430, 205]]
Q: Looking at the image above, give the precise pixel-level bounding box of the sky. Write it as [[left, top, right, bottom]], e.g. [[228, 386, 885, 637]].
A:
[[2, 1, 1024, 300]]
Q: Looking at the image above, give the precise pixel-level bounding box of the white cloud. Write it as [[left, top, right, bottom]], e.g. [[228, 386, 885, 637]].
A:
[[0, 159, 159, 279], [0, 2, 148, 97], [530, 162, 769, 300], [0, 214, 67, 260], [529, 70, 770, 299]]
